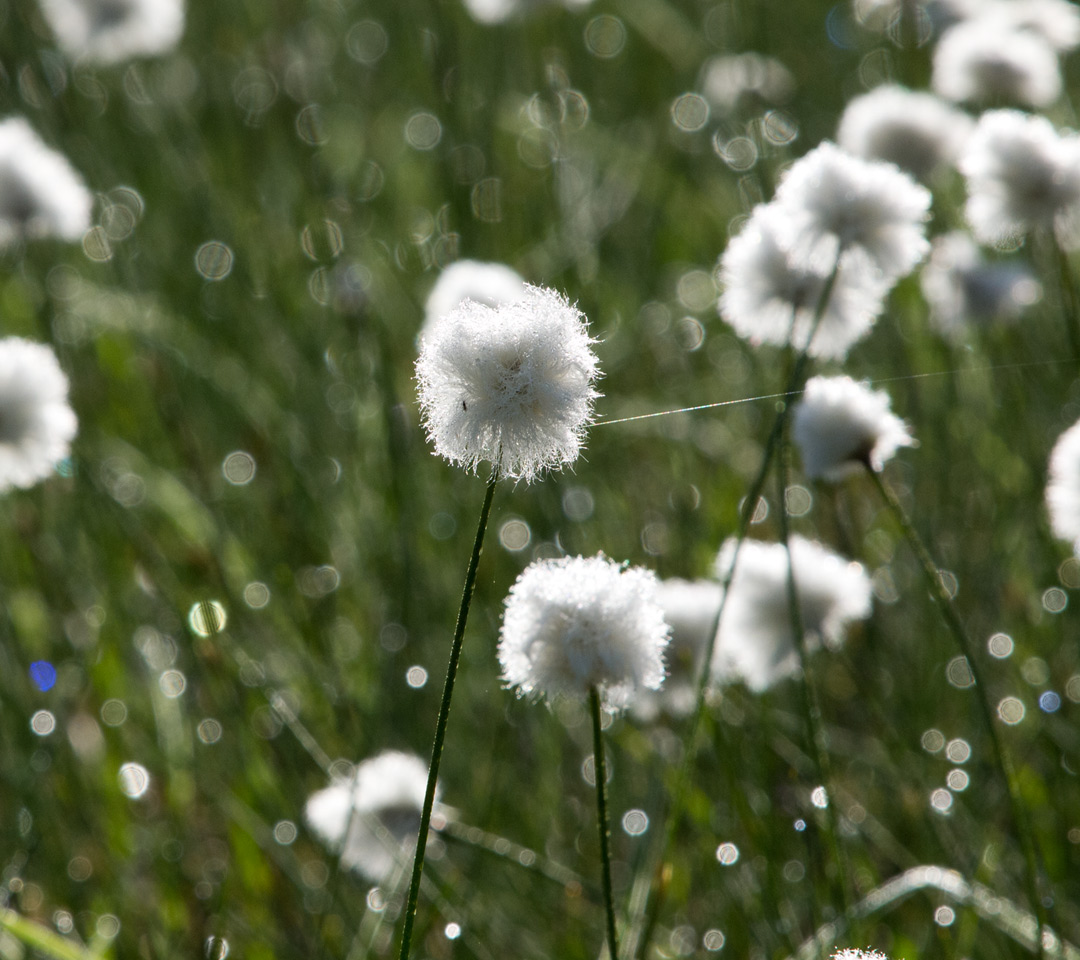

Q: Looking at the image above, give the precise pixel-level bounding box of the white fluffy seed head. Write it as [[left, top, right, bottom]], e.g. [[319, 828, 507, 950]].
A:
[[498, 554, 671, 711], [1047, 417, 1080, 554], [415, 283, 600, 483], [960, 110, 1080, 248], [303, 751, 434, 883], [837, 85, 973, 182], [0, 338, 78, 493], [711, 536, 872, 693], [718, 203, 887, 360], [421, 260, 526, 342], [772, 142, 932, 284], [38, 0, 185, 64], [833, 951, 890, 960], [793, 376, 916, 481], [988, 0, 1080, 51], [0, 118, 92, 249]]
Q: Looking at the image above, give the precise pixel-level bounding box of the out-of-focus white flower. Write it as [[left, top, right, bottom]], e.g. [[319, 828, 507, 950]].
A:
[[699, 53, 795, 114], [0, 338, 78, 493], [304, 751, 434, 884], [498, 554, 670, 711], [984, 0, 1080, 51], [932, 18, 1062, 107], [0, 118, 91, 249], [960, 110, 1080, 247], [711, 536, 872, 693], [793, 375, 915, 481], [421, 260, 526, 341], [415, 283, 600, 483], [718, 203, 887, 360], [461, 0, 593, 23], [921, 231, 1041, 336], [772, 142, 932, 284], [38, 0, 185, 64], [1047, 417, 1080, 554], [837, 85, 972, 181], [833, 951, 890, 960]]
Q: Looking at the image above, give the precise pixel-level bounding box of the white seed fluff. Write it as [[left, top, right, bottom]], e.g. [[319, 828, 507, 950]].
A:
[[711, 536, 872, 693], [38, 0, 185, 65], [837, 85, 973, 182], [718, 203, 887, 360], [1047, 417, 1080, 554], [303, 751, 434, 883], [772, 141, 932, 284], [421, 259, 526, 341], [960, 110, 1080, 248], [498, 554, 670, 711], [415, 284, 600, 483], [0, 338, 78, 493], [793, 375, 916, 482], [0, 118, 92, 250]]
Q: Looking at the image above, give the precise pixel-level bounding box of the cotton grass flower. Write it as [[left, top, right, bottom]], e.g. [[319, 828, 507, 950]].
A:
[[303, 751, 434, 884], [960, 110, 1080, 248], [711, 536, 872, 692], [415, 283, 600, 483], [833, 951, 890, 960], [498, 554, 670, 711], [836, 85, 972, 182], [1046, 417, 1080, 554], [421, 259, 526, 340], [38, 0, 185, 64], [0, 118, 91, 250], [0, 338, 78, 493], [772, 141, 932, 284], [793, 376, 915, 481], [718, 203, 887, 360]]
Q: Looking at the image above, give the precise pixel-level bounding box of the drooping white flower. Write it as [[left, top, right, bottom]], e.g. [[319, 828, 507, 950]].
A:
[[0, 118, 92, 249], [415, 283, 600, 483], [38, 0, 185, 65], [772, 142, 932, 284], [711, 536, 872, 693], [983, 0, 1080, 51], [836, 85, 973, 182], [1046, 416, 1080, 554], [932, 18, 1062, 108], [793, 375, 916, 481], [421, 259, 526, 340], [303, 751, 434, 884], [920, 231, 1041, 336], [718, 203, 887, 360], [959, 110, 1080, 247], [498, 554, 670, 711], [699, 53, 795, 114], [0, 338, 78, 493]]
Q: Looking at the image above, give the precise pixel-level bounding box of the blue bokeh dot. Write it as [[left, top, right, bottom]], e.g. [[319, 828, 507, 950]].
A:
[[29, 661, 57, 693]]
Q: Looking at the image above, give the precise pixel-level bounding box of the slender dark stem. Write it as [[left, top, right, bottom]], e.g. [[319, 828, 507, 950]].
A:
[[1051, 229, 1080, 363], [396, 472, 498, 960], [866, 466, 1047, 960], [589, 687, 619, 960]]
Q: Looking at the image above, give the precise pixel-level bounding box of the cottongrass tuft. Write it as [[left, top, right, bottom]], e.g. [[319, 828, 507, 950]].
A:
[[38, 0, 185, 64], [793, 375, 916, 481], [0, 338, 78, 493], [421, 259, 526, 341], [1046, 416, 1080, 554], [0, 118, 92, 249], [303, 751, 434, 884], [415, 283, 600, 483], [833, 951, 890, 960], [498, 553, 670, 711], [711, 536, 872, 693]]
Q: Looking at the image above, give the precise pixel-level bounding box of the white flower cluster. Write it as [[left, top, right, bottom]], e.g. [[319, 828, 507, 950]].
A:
[[38, 0, 185, 65], [422, 260, 526, 342], [1047, 417, 1080, 555]]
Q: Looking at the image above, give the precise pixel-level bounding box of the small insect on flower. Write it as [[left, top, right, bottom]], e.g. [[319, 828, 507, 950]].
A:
[[37, 0, 185, 65], [303, 751, 436, 884], [0, 338, 78, 493], [415, 284, 601, 483], [498, 554, 670, 711]]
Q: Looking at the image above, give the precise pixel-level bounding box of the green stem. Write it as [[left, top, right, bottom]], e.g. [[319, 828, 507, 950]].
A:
[[867, 466, 1047, 960], [396, 472, 498, 960], [1051, 230, 1080, 363], [589, 687, 619, 960]]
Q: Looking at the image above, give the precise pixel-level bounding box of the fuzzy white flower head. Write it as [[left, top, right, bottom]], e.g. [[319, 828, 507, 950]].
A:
[[921, 231, 1041, 336], [932, 19, 1062, 108], [38, 0, 185, 65], [498, 554, 670, 711], [837, 85, 973, 182], [303, 751, 434, 883], [711, 536, 872, 693], [960, 110, 1080, 248], [1046, 417, 1080, 554], [773, 142, 932, 284], [0, 118, 91, 249], [718, 203, 887, 360], [793, 375, 916, 481], [983, 0, 1080, 51], [0, 338, 78, 493], [833, 951, 890, 960], [415, 283, 600, 483], [421, 260, 526, 340]]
